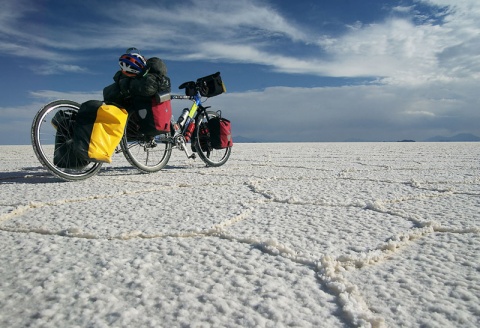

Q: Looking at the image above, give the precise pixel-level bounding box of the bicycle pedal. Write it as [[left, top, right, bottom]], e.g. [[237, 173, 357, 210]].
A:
[[189, 154, 196, 159]]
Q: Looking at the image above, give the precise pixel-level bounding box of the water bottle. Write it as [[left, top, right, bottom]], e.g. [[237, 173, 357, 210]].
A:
[[172, 122, 181, 135], [184, 121, 196, 141], [178, 108, 189, 126]]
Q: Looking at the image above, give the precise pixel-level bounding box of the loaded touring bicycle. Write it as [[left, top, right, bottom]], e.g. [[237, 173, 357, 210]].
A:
[[31, 72, 232, 181]]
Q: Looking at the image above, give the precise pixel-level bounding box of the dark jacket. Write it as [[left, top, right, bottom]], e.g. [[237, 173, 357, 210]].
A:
[[103, 57, 171, 109]]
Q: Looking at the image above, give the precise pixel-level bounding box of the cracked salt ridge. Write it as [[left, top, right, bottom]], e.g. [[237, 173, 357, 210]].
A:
[[1, 143, 479, 327], [343, 232, 480, 327]]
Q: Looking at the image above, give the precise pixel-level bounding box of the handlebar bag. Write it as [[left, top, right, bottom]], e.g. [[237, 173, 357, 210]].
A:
[[74, 100, 128, 163], [197, 72, 226, 98], [131, 94, 172, 136], [51, 110, 89, 169], [208, 116, 233, 149], [178, 81, 196, 97]]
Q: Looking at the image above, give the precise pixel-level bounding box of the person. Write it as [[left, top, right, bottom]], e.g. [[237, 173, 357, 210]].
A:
[[103, 48, 171, 109]]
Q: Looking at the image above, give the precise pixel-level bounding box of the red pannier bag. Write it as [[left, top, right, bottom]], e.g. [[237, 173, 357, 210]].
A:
[[208, 116, 233, 149], [132, 93, 172, 135]]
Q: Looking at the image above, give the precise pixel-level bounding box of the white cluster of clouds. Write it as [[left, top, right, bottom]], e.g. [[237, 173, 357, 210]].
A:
[[1, 0, 479, 143], [4, 0, 479, 84]]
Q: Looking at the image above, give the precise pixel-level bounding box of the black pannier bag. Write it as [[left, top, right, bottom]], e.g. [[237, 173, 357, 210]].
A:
[[196, 72, 226, 97], [208, 116, 233, 149], [124, 113, 141, 142], [51, 110, 88, 169]]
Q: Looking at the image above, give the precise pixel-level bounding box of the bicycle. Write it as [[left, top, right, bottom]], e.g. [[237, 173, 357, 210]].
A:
[[31, 74, 232, 181]]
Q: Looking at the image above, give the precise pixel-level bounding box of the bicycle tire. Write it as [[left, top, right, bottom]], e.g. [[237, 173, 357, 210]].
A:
[[119, 114, 172, 173], [31, 100, 103, 181], [194, 110, 231, 167]]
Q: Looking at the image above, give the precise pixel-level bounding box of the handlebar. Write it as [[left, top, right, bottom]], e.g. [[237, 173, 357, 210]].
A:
[[170, 94, 194, 100]]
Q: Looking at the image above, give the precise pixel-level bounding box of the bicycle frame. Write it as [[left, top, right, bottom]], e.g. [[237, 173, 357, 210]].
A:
[[169, 92, 210, 160], [171, 93, 201, 130]]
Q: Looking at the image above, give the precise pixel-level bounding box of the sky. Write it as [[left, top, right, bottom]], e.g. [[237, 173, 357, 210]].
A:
[[1, 0, 480, 144]]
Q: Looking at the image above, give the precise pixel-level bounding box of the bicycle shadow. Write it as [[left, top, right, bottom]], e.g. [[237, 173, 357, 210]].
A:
[[0, 167, 64, 184], [0, 166, 140, 184], [0, 164, 190, 184]]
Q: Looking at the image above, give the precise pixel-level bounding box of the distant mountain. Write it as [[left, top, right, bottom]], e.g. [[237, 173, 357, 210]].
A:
[[343, 138, 370, 142], [424, 133, 480, 142], [233, 133, 480, 143]]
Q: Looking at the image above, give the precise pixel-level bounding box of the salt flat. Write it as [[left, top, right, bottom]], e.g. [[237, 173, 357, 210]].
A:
[[0, 143, 478, 327]]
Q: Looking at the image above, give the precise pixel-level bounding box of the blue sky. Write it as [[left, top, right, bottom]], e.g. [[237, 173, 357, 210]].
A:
[[1, 0, 480, 144]]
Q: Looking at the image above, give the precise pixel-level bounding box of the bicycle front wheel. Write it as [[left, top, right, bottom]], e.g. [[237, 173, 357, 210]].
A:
[[194, 110, 231, 167], [120, 114, 172, 173], [31, 100, 103, 181]]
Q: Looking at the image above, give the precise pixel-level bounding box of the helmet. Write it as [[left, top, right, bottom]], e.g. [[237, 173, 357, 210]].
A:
[[118, 52, 147, 76], [125, 47, 141, 54]]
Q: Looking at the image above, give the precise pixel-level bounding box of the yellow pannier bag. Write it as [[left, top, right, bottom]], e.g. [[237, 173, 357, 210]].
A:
[[74, 100, 128, 163]]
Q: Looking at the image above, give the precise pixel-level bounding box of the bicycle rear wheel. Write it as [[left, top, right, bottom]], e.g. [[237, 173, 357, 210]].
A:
[[194, 110, 231, 167], [31, 100, 103, 181], [119, 114, 172, 173]]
